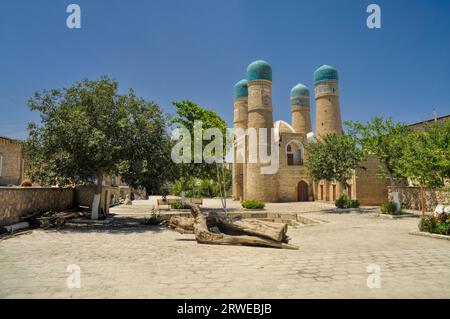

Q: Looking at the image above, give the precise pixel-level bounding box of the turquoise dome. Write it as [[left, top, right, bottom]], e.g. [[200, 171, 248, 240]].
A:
[[314, 65, 338, 83], [247, 60, 272, 81], [290, 83, 310, 97], [234, 79, 248, 98]]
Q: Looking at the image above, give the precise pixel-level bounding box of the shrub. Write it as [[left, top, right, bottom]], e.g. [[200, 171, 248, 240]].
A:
[[435, 221, 450, 235], [171, 201, 186, 209], [335, 195, 360, 208], [418, 215, 436, 233], [20, 179, 32, 187], [335, 195, 348, 209], [241, 199, 265, 209], [143, 209, 161, 225], [380, 201, 397, 214], [348, 199, 360, 208]]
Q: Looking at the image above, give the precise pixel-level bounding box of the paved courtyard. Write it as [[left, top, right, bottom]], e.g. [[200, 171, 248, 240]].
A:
[[1, 199, 449, 298]]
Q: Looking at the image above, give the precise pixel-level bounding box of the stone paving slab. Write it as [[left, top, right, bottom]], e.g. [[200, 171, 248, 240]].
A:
[[1, 201, 449, 299]]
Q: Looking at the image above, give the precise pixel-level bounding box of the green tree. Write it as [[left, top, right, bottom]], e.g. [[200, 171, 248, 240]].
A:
[[24, 76, 169, 218], [170, 100, 228, 206], [345, 117, 410, 187], [117, 101, 175, 197], [305, 133, 365, 194], [395, 119, 450, 215]]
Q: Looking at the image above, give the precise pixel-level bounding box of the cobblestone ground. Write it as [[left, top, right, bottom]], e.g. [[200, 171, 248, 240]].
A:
[[1, 200, 449, 298]]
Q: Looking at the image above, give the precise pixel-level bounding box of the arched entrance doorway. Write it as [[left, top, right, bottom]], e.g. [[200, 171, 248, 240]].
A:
[[297, 181, 309, 202]]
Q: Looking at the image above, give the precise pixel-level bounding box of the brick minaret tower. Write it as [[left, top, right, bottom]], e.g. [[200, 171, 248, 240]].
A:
[[314, 65, 342, 201], [314, 65, 342, 138], [290, 83, 312, 137], [232, 79, 248, 201], [245, 60, 278, 202]]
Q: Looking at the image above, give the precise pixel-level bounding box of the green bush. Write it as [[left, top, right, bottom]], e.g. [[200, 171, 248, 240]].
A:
[[348, 199, 360, 208], [171, 201, 188, 209], [418, 213, 450, 235], [380, 201, 397, 214], [170, 179, 195, 198], [334, 195, 360, 209], [241, 199, 265, 209], [418, 215, 436, 233], [435, 221, 450, 235], [335, 195, 348, 209], [143, 209, 161, 225], [169, 176, 232, 199]]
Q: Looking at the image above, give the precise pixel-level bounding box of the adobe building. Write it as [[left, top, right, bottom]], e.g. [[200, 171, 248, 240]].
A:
[[232, 60, 389, 205], [0, 136, 25, 186], [408, 114, 450, 132]]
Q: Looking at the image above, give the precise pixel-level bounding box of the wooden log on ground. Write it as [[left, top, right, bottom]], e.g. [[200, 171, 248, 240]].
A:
[[169, 216, 195, 234], [186, 205, 298, 250], [169, 215, 288, 242], [208, 213, 288, 243]]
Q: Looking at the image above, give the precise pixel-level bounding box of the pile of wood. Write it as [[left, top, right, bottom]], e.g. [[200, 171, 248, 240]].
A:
[[1, 210, 86, 240], [169, 205, 298, 250], [35, 211, 84, 229]]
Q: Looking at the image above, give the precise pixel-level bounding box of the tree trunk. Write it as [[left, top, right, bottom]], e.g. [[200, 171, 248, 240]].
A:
[[386, 168, 401, 212], [91, 170, 103, 220], [170, 205, 298, 250], [341, 180, 348, 197], [419, 184, 425, 216], [386, 168, 395, 188], [216, 163, 227, 213], [181, 179, 186, 207], [96, 171, 103, 195]]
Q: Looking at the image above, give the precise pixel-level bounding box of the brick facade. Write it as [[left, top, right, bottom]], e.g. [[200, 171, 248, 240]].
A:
[[0, 136, 24, 186]]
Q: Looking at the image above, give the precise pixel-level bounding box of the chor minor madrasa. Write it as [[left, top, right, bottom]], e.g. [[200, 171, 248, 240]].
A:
[[232, 60, 388, 205]]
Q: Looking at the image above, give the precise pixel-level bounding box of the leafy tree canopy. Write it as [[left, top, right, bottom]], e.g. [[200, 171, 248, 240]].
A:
[[170, 100, 229, 205], [395, 119, 450, 188], [305, 133, 365, 190], [345, 117, 410, 185], [24, 76, 171, 197]]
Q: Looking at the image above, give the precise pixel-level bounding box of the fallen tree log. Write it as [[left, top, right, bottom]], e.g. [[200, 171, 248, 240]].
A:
[[169, 216, 195, 234], [169, 205, 298, 250]]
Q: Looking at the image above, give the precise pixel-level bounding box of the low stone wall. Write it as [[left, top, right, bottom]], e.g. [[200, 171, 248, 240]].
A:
[[0, 185, 131, 226], [388, 186, 450, 212], [75, 185, 130, 208], [0, 187, 74, 226]]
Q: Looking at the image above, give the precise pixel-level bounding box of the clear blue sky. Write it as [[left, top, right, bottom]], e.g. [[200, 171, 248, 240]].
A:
[[1, 0, 449, 139]]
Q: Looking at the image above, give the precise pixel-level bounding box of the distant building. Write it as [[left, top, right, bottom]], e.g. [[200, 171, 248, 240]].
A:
[[232, 60, 389, 205], [408, 114, 450, 131], [0, 136, 25, 186]]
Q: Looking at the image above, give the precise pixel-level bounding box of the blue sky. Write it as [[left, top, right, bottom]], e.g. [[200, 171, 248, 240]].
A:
[[0, 0, 449, 139]]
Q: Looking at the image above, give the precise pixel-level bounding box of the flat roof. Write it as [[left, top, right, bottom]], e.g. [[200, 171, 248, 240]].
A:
[[408, 114, 450, 127], [0, 136, 22, 144]]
